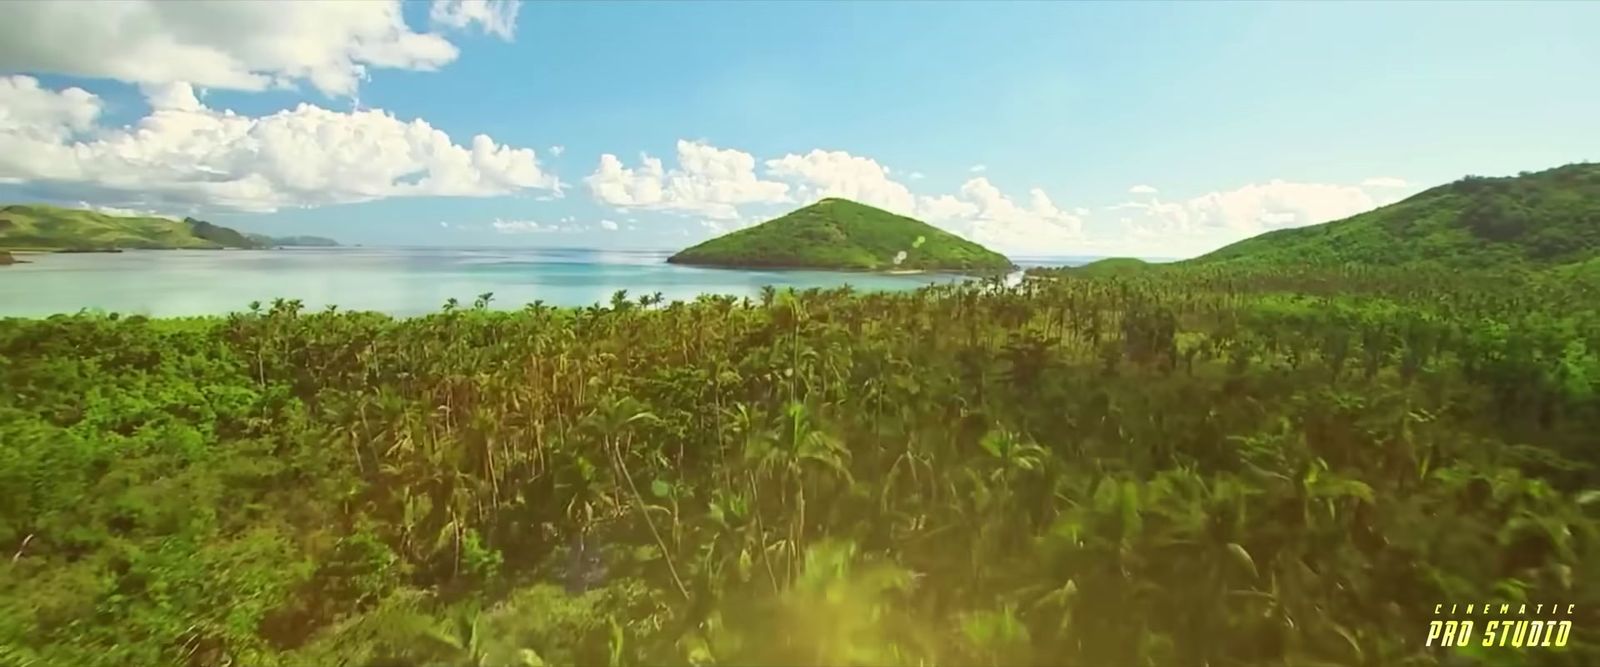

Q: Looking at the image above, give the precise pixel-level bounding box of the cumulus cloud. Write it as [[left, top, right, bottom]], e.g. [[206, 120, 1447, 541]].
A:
[[1128, 184, 1158, 195], [428, 0, 521, 40], [1110, 179, 1396, 255], [969, 164, 988, 173], [946, 178, 1084, 251], [0, 76, 101, 142], [598, 219, 619, 231], [549, 145, 565, 157], [584, 140, 791, 219], [139, 81, 204, 112], [765, 149, 917, 214], [0, 75, 558, 212], [0, 1, 509, 97], [1183, 181, 1376, 233], [916, 194, 980, 223], [908, 171, 926, 180], [1361, 176, 1409, 188]]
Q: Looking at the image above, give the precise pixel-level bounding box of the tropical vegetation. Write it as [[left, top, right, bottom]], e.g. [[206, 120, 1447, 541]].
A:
[[2, 166, 1599, 666], [668, 198, 1013, 272], [1, 262, 1596, 666]]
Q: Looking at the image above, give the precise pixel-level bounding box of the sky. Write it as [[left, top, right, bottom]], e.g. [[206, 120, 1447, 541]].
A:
[[2, 1, 1597, 259]]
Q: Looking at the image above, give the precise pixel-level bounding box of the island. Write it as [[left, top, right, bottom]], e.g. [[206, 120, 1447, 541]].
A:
[[0, 204, 335, 252], [246, 233, 341, 248], [667, 197, 1014, 272]]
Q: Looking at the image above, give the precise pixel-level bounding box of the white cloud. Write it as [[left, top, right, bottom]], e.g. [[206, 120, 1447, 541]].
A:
[[1184, 181, 1375, 233], [765, 149, 917, 214], [74, 201, 178, 220], [0, 2, 482, 97], [945, 177, 1084, 251], [1110, 179, 1388, 255], [1361, 176, 1409, 188], [584, 140, 790, 219], [439, 221, 450, 228], [915, 194, 979, 223], [0, 76, 101, 142], [139, 81, 204, 112], [428, 0, 521, 40], [492, 218, 560, 234], [969, 164, 988, 173], [1128, 184, 1158, 195], [549, 145, 565, 157], [598, 219, 619, 231], [908, 171, 926, 180], [0, 76, 558, 212]]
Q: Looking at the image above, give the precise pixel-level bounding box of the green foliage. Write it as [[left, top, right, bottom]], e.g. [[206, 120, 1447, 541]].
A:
[[667, 197, 1014, 272], [0, 203, 263, 250], [1, 266, 1598, 665]]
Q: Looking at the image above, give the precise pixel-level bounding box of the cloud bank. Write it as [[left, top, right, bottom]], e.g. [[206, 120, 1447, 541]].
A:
[[0, 76, 557, 213]]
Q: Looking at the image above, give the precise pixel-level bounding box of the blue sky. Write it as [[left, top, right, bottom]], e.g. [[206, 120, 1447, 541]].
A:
[[2, 1, 1597, 257]]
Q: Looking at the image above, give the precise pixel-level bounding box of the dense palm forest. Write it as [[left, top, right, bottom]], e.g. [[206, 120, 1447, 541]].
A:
[[2, 260, 1597, 666]]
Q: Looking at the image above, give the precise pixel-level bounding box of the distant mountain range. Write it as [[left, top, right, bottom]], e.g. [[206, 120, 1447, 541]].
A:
[[0, 204, 336, 252]]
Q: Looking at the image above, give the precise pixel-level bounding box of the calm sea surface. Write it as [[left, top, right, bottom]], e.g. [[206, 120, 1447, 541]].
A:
[[0, 247, 1087, 318]]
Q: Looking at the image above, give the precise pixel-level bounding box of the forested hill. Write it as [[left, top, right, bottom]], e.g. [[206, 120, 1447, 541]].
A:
[[0, 204, 264, 250], [667, 198, 1014, 272], [1194, 162, 1600, 269]]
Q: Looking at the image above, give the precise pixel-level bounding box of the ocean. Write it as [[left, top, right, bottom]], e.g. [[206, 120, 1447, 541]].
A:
[[0, 247, 1089, 317]]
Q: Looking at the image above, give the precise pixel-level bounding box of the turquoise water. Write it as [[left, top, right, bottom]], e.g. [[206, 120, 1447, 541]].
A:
[[0, 247, 1010, 317]]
